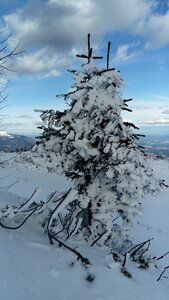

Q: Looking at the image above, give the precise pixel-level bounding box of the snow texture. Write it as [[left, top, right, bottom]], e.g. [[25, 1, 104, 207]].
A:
[[0, 153, 169, 300]]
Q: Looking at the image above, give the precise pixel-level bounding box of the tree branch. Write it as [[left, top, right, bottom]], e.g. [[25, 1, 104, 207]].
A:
[[0, 206, 38, 230], [157, 266, 169, 281], [51, 235, 91, 267]]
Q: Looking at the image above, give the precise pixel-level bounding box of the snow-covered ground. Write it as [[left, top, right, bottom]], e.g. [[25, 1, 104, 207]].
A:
[[0, 152, 169, 300]]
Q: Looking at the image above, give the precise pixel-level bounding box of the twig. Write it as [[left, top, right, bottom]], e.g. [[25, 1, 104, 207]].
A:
[[51, 235, 91, 267], [129, 238, 153, 259], [19, 188, 40, 212], [47, 188, 72, 244], [0, 155, 17, 165], [123, 98, 133, 102], [90, 230, 107, 247], [123, 122, 139, 130], [98, 68, 115, 75], [122, 252, 128, 268], [0, 174, 10, 180], [1, 179, 19, 189], [157, 266, 169, 281], [0, 206, 38, 230], [65, 212, 82, 240], [121, 107, 132, 112], [107, 41, 111, 69], [76, 34, 103, 63], [88, 33, 90, 63], [138, 239, 151, 259], [156, 251, 169, 261]]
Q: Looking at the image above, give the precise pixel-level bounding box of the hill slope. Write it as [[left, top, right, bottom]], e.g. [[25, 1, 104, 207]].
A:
[[0, 153, 169, 299], [0, 131, 35, 152]]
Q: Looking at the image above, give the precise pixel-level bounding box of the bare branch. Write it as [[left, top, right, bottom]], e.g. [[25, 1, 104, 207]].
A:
[[51, 235, 91, 267], [0, 206, 38, 230], [107, 41, 111, 69], [47, 188, 72, 244], [90, 230, 107, 247], [156, 251, 169, 261], [88, 33, 90, 63], [157, 266, 169, 281]]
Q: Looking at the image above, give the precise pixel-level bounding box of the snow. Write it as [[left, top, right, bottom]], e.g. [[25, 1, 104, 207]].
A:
[[0, 131, 13, 138], [0, 153, 169, 299]]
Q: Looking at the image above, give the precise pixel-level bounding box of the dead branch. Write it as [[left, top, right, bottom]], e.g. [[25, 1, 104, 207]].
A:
[[97, 68, 115, 75], [129, 238, 153, 260], [76, 54, 88, 59], [92, 56, 103, 60], [138, 239, 151, 259], [122, 238, 153, 269], [156, 251, 169, 261], [47, 188, 72, 244], [157, 266, 169, 281], [123, 122, 139, 130], [0, 155, 17, 165], [51, 235, 91, 267], [123, 98, 133, 102], [19, 188, 40, 212], [65, 211, 82, 240], [107, 41, 111, 69], [76, 33, 103, 63], [0, 206, 38, 230], [0, 179, 19, 189], [121, 107, 132, 112], [90, 230, 107, 247], [88, 33, 91, 63]]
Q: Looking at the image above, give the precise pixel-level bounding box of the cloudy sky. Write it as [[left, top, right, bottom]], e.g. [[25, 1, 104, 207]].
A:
[[1, 0, 169, 135]]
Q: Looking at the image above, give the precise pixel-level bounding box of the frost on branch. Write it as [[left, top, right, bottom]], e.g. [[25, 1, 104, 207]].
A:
[[32, 36, 162, 252]]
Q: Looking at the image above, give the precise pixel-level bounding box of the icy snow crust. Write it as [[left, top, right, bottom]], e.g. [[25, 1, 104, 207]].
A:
[[0, 153, 169, 300]]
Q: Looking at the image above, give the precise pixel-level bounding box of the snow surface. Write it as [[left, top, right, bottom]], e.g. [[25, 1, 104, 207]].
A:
[[0, 131, 13, 138], [0, 152, 169, 299]]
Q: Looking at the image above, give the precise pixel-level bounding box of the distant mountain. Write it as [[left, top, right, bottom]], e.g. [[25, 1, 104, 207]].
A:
[[0, 131, 35, 152], [0, 130, 169, 156], [138, 134, 169, 157]]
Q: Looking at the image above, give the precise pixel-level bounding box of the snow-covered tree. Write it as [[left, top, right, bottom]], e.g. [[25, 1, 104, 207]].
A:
[[33, 35, 161, 251]]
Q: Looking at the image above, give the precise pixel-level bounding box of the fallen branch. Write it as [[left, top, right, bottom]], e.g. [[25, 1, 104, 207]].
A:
[[157, 266, 169, 281], [155, 251, 169, 261], [90, 230, 107, 247], [47, 188, 72, 244], [18, 188, 40, 212], [129, 238, 153, 259], [121, 238, 154, 268], [0, 206, 38, 230], [51, 235, 91, 267]]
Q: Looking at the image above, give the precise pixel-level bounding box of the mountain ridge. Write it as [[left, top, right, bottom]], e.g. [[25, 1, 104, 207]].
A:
[[0, 131, 35, 152]]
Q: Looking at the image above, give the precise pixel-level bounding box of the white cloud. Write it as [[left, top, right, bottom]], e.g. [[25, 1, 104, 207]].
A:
[[131, 105, 152, 110], [2, 0, 169, 76], [15, 114, 34, 119], [162, 109, 169, 114], [3, 121, 27, 127], [144, 119, 169, 125], [12, 47, 69, 77], [113, 44, 142, 63], [153, 95, 169, 101], [142, 13, 169, 49]]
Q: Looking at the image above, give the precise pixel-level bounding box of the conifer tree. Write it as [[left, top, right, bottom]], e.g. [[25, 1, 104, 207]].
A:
[[33, 34, 161, 250]]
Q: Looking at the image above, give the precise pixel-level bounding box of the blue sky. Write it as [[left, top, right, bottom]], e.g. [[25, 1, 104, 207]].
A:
[[1, 0, 169, 136]]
